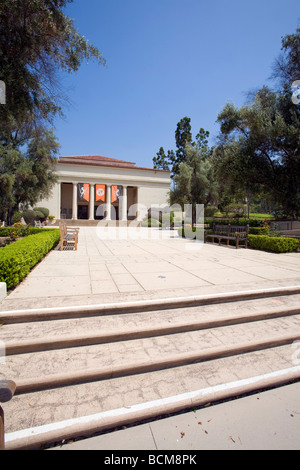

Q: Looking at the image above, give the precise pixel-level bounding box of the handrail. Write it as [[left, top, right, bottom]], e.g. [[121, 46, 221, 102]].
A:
[[0, 380, 16, 450]]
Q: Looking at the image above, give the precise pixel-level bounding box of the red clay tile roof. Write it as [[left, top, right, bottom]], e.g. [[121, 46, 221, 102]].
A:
[[59, 155, 170, 172], [59, 155, 136, 167]]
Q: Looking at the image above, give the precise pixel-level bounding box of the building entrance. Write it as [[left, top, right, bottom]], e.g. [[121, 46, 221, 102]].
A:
[[78, 205, 88, 220]]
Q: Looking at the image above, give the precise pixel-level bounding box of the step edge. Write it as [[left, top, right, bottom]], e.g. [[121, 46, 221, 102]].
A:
[[4, 306, 300, 356], [14, 331, 300, 395], [5, 365, 300, 450], [1, 285, 300, 324]]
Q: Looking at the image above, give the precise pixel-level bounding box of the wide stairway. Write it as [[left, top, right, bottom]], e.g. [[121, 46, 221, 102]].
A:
[[1, 286, 300, 450]]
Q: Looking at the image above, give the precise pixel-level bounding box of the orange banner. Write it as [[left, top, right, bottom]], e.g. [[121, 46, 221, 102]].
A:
[[78, 183, 90, 202], [96, 184, 106, 202], [111, 185, 122, 203]]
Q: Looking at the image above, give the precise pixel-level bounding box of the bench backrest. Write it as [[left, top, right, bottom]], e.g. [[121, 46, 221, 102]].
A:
[[59, 222, 68, 238], [213, 224, 249, 238]]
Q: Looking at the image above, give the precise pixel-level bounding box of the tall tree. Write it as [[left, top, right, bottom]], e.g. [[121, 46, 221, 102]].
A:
[[0, 0, 105, 222], [272, 27, 300, 87], [213, 85, 300, 217], [170, 144, 216, 225], [172, 116, 192, 174], [0, 0, 105, 146], [153, 117, 210, 177], [153, 147, 170, 171], [0, 128, 59, 223]]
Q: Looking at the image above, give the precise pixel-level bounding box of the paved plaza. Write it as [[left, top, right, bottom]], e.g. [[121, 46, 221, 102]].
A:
[[1, 226, 300, 450], [1, 226, 300, 311]]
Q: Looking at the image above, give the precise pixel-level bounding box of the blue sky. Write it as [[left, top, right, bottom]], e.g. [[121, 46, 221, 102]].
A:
[[55, 0, 299, 168]]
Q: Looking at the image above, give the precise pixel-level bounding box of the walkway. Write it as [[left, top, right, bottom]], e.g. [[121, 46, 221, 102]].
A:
[[51, 381, 300, 451], [1, 226, 300, 450], [1, 226, 300, 311]]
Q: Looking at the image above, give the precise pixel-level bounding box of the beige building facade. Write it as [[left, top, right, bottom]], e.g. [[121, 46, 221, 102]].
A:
[[39, 155, 171, 222]]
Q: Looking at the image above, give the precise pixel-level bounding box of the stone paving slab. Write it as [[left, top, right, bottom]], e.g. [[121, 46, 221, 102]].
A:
[[54, 382, 300, 451], [1, 227, 300, 311]]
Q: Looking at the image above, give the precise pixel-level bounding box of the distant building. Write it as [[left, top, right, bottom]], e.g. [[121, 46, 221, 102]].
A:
[[38, 155, 171, 222]]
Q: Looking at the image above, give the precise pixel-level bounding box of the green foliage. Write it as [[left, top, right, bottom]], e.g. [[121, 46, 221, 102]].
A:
[[12, 212, 22, 224], [0, 229, 60, 289], [170, 145, 217, 225], [153, 147, 170, 171], [223, 203, 247, 218], [204, 206, 218, 217], [22, 210, 38, 225], [213, 38, 300, 218], [248, 235, 299, 253], [153, 118, 211, 177], [177, 227, 202, 239], [204, 218, 265, 228], [141, 218, 162, 227], [0, 130, 59, 223], [0, 0, 105, 141], [161, 212, 174, 225], [249, 227, 270, 235]]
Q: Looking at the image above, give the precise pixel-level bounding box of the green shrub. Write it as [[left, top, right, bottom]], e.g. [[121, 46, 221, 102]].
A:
[[34, 207, 50, 219], [0, 229, 60, 289], [248, 235, 300, 253], [12, 212, 22, 224], [249, 226, 270, 235], [141, 218, 162, 227], [161, 212, 174, 225], [177, 227, 202, 239], [0, 227, 48, 237], [22, 210, 38, 225], [204, 218, 268, 228], [204, 206, 218, 217]]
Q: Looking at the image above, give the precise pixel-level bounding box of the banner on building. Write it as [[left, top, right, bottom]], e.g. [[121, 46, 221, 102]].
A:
[[78, 183, 90, 202], [96, 184, 106, 202], [111, 185, 123, 203]]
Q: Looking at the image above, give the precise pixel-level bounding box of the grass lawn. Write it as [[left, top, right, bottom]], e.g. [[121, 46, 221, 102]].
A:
[[249, 213, 274, 220]]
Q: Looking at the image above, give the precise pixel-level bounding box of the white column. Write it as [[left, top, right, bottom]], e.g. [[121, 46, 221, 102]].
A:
[[72, 182, 77, 220], [89, 183, 95, 220], [136, 186, 142, 221], [58, 183, 62, 220], [121, 185, 128, 221], [106, 184, 111, 220]]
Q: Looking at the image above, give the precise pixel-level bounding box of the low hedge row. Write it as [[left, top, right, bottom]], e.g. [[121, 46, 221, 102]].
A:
[[248, 235, 300, 253], [178, 227, 299, 253], [177, 227, 202, 239], [204, 218, 269, 228], [0, 229, 60, 289], [0, 226, 47, 237]]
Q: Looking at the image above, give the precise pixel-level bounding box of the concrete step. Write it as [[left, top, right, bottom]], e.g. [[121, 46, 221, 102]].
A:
[[1, 288, 300, 450]]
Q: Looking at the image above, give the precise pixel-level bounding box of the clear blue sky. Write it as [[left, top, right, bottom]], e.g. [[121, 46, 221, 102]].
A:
[[55, 0, 299, 168]]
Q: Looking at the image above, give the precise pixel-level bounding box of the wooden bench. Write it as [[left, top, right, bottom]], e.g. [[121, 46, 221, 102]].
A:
[[59, 222, 80, 251], [0, 380, 16, 450], [205, 224, 249, 249], [34, 220, 44, 228]]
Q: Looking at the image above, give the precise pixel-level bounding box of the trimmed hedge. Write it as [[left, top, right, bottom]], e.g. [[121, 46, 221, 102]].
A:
[[0, 229, 60, 289], [249, 227, 270, 235], [141, 218, 162, 227], [177, 227, 202, 239], [0, 226, 48, 238], [204, 218, 269, 228], [248, 235, 300, 253]]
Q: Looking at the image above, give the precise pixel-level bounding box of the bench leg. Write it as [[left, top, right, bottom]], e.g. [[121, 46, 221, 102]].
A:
[[0, 406, 5, 450]]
